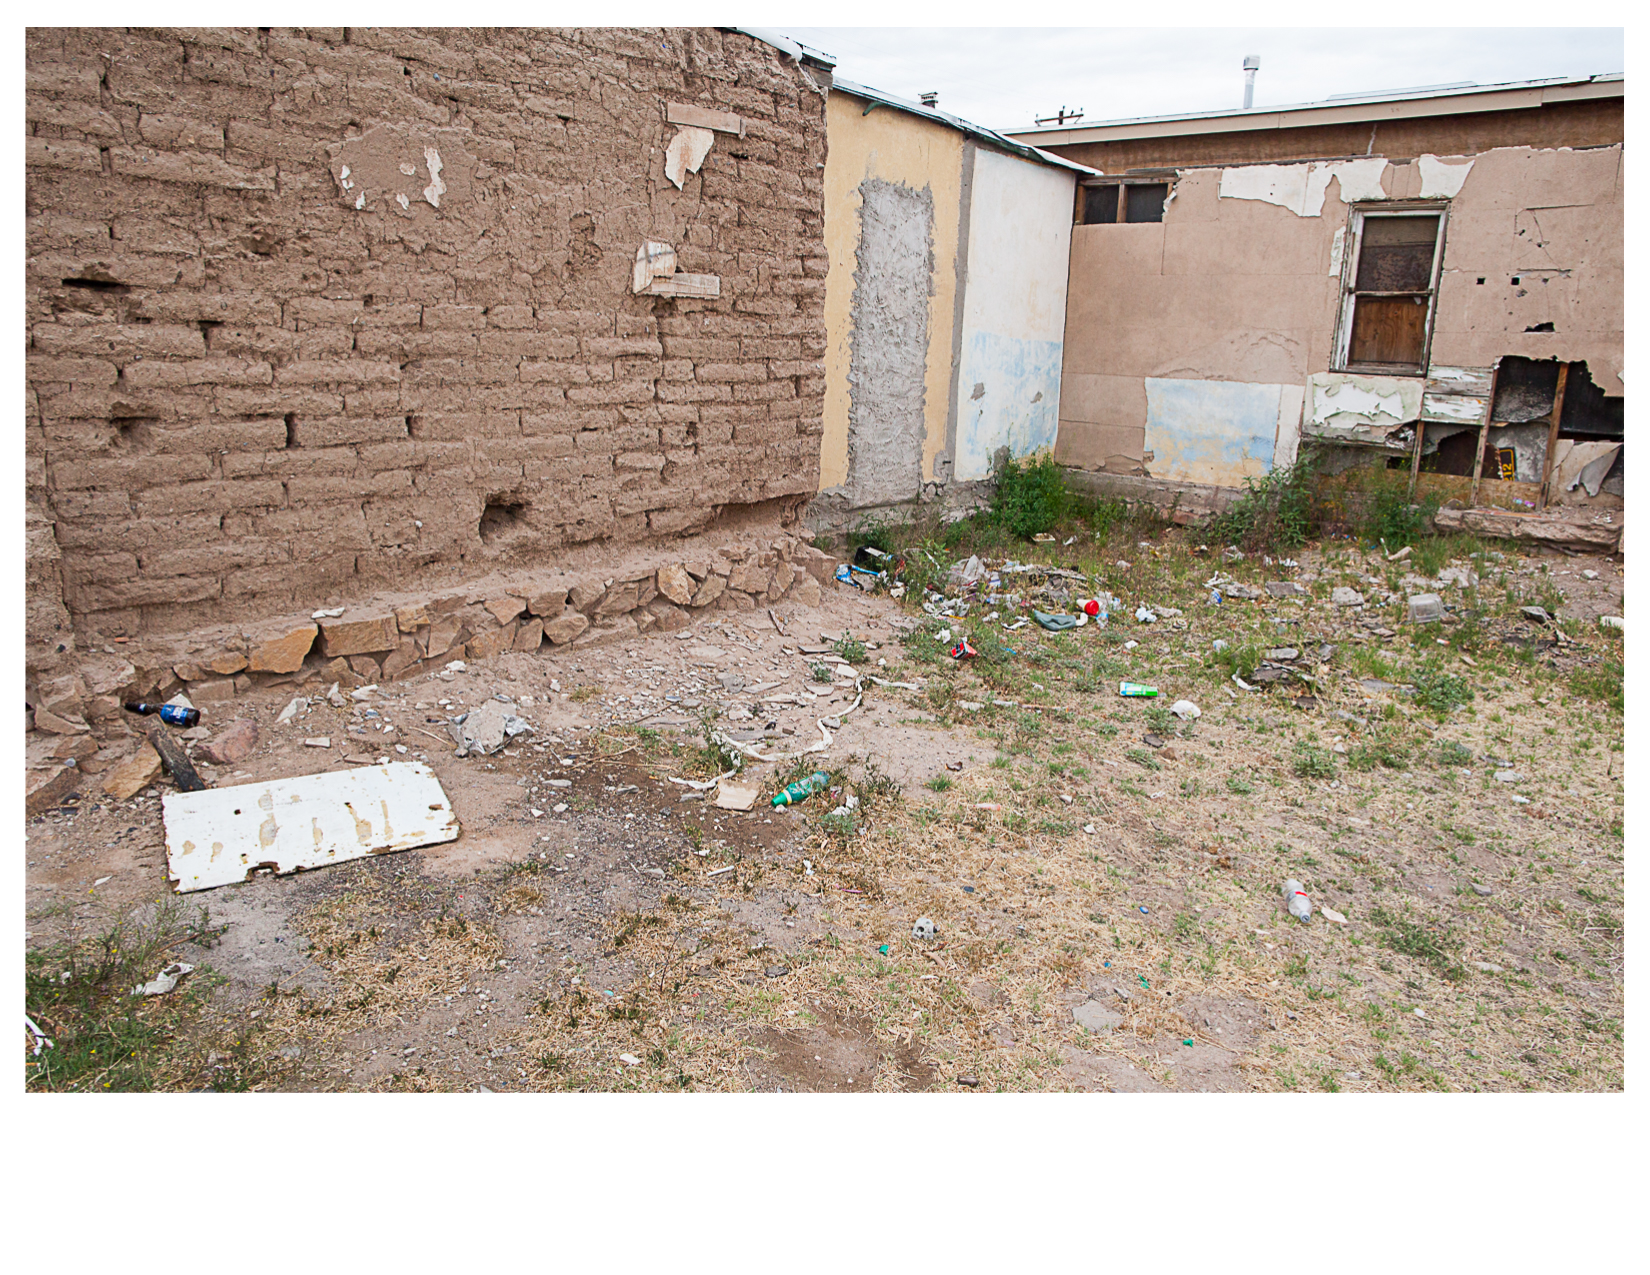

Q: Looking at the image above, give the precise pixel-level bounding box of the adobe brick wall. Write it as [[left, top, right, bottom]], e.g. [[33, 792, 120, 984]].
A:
[[25, 26, 829, 676]]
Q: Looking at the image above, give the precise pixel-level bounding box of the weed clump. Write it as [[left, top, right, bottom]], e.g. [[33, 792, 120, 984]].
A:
[[991, 453, 1069, 539], [1203, 457, 1316, 552], [1410, 668, 1474, 715], [1291, 741, 1337, 779]]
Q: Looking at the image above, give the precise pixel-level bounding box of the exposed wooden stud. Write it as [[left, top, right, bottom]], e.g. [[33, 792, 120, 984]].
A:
[[1468, 361, 1502, 508], [1406, 417, 1427, 500], [1537, 362, 1572, 510]]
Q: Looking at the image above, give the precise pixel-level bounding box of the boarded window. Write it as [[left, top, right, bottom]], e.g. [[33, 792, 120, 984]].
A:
[[1079, 181, 1167, 225], [1338, 211, 1443, 373]]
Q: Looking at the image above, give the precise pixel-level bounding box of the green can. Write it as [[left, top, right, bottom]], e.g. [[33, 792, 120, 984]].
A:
[[1119, 681, 1159, 697]]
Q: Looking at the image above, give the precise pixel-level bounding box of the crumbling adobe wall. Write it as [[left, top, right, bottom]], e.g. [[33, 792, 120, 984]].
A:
[[25, 26, 829, 676]]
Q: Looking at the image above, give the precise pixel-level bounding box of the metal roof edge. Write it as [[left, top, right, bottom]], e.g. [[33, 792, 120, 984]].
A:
[[833, 77, 1098, 175], [726, 27, 837, 69], [1001, 73, 1624, 146]]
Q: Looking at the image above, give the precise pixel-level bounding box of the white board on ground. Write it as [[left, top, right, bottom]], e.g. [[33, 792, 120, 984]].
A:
[[163, 761, 459, 893]]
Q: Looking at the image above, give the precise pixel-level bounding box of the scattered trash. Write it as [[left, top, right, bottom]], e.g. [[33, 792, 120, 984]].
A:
[[1407, 593, 1444, 624], [950, 639, 978, 660], [957, 1074, 980, 1088], [443, 660, 467, 673], [147, 724, 207, 793], [1138, 906, 1149, 915], [1510, 794, 1531, 805], [25, 1015, 53, 1056], [1119, 681, 1158, 697], [1386, 545, 1412, 562], [1211, 639, 1229, 652], [912, 917, 936, 940], [1282, 879, 1312, 923], [1600, 615, 1623, 630], [619, 1053, 641, 1066], [1494, 770, 1522, 784], [1134, 606, 1157, 623], [125, 701, 201, 728], [311, 606, 345, 618], [1232, 674, 1257, 692], [1033, 610, 1079, 632], [448, 699, 533, 757], [1169, 699, 1201, 720], [1182, 1039, 1194, 1048], [276, 697, 307, 725], [707, 865, 736, 877], [877, 944, 890, 955], [714, 781, 760, 812], [164, 761, 458, 893], [304, 736, 332, 748], [772, 770, 829, 807], [974, 802, 1001, 811], [132, 962, 194, 996], [1320, 906, 1348, 924]]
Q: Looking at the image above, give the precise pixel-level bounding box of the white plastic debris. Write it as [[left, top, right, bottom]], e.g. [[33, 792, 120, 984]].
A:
[[133, 962, 194, 996], [448, 700, 533, 756], [1212, 639, 1229, 652], [1282, 880, 1312, 923], [1320, 906, 1348, 925], [1600, 615, 1623, 630], [1170, 700, 1201, 720], [912, 917, 936, 940], [312, 607, 345, 618], [1233, 674, 1257, 692], [25, 1015, 54, 1056], [619, 1053, 641, 1067], [1135, 606, 1157, 623]]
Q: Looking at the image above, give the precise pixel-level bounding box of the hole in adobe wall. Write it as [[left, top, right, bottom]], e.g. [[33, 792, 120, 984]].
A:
[[1525, 321, 1555, 333], [284, 413, 298, 448], [478, 496, 530, 546], [62, 278, 127, 293]]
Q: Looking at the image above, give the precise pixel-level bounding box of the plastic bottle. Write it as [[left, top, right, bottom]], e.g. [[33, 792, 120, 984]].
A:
[[1118, 681, 1158, 697], [772, 771, 830, 807], [1282, 879, 1312, 923], [124, 702, 201, 728]]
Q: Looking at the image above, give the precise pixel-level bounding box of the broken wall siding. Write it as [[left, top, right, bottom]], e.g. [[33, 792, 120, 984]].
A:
[[950, 149, 1074, 481], [1054, 142, 1622, 491], [25, 26, 829, 667], [818, 91, 963, 502]]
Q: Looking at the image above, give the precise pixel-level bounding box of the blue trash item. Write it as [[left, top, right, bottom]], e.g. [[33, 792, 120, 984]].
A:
[[835, 564, 863, 590]]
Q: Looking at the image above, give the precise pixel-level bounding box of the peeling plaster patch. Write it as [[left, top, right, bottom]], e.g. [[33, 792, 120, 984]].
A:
[[1328, 226, 1346, 276], [422, 147, 445, 207], [1219, 158, 1388, 217], [1274, 384, 1306, 469], [399, 162, 416, 176], [1304, 372, 1423, 438], [954, 332, 1063, 481], [1143, 378, 1282, 487], [664, 126, 716, 189], [396, 193, 410, 210], [1418, 154, 1474, 199]]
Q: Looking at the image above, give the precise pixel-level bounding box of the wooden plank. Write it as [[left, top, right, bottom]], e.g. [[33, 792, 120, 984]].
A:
[[1425, 365, 1493, 396], [147, 724, 206, 793], [162, 761, 459, 892], [1420, 391, 1489, 423], [1537, 362, 1571, 510], [1468, 362, 1502, 508], [646, 273, 721, 298], [666, 102, 744, 135]]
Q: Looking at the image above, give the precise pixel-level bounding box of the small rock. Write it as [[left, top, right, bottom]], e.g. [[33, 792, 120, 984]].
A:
[[279, 1045, 303, 1060], [1470, 883, 1493, 897], [1474, 961, 1504, 973], [1494, 770, 1522, 783], [764, 965, 790, 979], [1331, 587, 1365, 607], [957, 1074, 980, 1088], [1072, 1000, 1123, 1034], [198, 718, 260, 765], [1521, 606, 1552, 625], [1582, 569, 1598, 580], [101, 742, 162, 800], [303, 737, 332, 748]]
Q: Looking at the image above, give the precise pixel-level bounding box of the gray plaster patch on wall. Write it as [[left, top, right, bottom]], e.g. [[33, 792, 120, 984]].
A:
[[845, 178, 934, 507]]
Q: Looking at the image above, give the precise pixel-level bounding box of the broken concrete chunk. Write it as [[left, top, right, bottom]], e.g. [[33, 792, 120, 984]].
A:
[[1072, 1001, 1124, 1035], [656, 563, 695, 606], [1331, 587, 1365, 606], [277, 697, 307, 724], [197, 719, 260, 766], [1408, 593, 1444, 624], [102, 741, 163, 801], [248, 623, 318, 674], [319, 614, 398, 658], [448, 699, 532, 757], [1264, 581, 1306, 598]]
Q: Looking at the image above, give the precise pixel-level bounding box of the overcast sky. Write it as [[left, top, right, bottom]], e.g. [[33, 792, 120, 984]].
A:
[[775, 27, 1624, 134]]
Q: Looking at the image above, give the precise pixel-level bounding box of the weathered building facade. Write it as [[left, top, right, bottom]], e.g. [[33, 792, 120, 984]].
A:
[[25, 26, 837, 738], [814, 81, 1088, 525], [1008, 76, 1624, 532]]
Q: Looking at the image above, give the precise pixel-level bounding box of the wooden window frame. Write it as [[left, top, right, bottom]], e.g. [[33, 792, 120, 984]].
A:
[[1077, 177, 1169, 225], [1332, 201, 1451, 376]]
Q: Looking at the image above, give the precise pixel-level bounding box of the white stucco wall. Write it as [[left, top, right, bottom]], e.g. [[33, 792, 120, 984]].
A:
[[953, 148, 1076, 481]]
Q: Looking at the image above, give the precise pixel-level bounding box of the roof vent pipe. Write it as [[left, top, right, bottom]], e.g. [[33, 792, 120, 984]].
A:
[[1242, 55, 1260, 109], [920, 91, 938, 108]]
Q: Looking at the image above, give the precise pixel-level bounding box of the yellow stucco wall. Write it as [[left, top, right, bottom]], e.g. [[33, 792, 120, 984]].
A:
[[821, 92, 965, 491]]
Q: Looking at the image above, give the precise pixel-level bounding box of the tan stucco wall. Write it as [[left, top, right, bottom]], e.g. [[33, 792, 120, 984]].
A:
[[820, 92, 964, 491], [1055, 144, 1624, 486]]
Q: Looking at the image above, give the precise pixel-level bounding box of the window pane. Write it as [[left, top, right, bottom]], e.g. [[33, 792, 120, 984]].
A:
[[1124, 183, 1167, 223], [1348, 295, 1429, 367], [1354, 215, 1440, 291], [1082, 185, 1118, 225]]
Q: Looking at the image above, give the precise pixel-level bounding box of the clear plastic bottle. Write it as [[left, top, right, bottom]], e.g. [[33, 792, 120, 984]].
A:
[[1282, 879, 1312, 923], [772, 771, 830, 807]]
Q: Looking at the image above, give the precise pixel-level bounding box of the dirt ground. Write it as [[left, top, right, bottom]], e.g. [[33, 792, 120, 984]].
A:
[[23, 528, 1624, 1092]]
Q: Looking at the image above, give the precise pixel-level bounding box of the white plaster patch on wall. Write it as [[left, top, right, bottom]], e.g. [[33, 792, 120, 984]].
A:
[[1328, 226, 1346, 277], [1274, 384, 1306, 469], [1219, 158, 1389, 218], [423, 147, 445, 207], [664, 126, 716, 189], [1418, 154, 1475, 199]]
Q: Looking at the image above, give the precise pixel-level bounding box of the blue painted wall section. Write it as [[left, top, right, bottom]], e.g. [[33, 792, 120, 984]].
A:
[[953, 331, 1064, 481], [1143, 377, 1281, 486]]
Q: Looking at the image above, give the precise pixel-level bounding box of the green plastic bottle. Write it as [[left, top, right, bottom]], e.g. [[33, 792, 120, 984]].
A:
[[1119, 681, 1158, 697], [772, 770, 830, 807]]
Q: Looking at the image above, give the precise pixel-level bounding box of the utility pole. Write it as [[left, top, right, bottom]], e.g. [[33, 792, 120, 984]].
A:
[[1034, 105, 1084, 127]]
